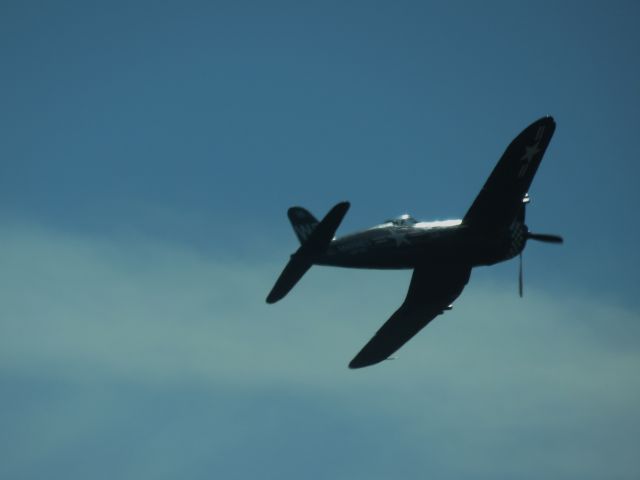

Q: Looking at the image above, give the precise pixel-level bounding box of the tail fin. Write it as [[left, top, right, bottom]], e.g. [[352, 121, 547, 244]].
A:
[[266, 202, 350, 304], [288, 207, 318, 244]]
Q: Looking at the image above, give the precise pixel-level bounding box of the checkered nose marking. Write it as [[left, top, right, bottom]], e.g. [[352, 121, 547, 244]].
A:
[[508, 221, 527, 258]]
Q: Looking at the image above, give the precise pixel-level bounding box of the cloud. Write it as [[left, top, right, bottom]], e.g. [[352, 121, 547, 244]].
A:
[[1, 223, 639, 479]]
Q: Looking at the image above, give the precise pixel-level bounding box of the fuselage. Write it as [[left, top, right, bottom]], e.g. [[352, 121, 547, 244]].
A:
[[315, 214, 525, 270]]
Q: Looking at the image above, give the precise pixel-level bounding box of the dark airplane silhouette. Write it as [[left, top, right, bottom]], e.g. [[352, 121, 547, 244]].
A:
[[267, 117, 563, 368]]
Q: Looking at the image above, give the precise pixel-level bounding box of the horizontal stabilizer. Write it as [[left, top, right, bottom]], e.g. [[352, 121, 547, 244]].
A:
[[298, 201, 350, 255], [266, 201, 350, 304], [266, 255, 312, 304]]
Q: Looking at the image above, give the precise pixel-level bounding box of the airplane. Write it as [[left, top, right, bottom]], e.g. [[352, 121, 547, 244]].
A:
[[266, 116, 563, 369]]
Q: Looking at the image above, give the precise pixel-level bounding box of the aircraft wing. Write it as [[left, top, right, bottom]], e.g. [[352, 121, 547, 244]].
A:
[[349, 264, 471, 368], [463, 116, 556, 227]]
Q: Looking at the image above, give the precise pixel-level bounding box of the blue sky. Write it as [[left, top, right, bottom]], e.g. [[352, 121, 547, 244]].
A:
[[1, 1, 639, 479]]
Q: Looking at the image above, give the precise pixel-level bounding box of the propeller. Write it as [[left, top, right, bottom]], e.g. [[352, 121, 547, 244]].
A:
[[518, 252, 523, 297], [518, 232, 563, 297], [526, 232, 564, 244], [516, 195, 564, 297]]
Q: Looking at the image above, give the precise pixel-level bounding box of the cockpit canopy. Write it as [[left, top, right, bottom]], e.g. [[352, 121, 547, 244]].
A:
[[385, 214, 418, 227]]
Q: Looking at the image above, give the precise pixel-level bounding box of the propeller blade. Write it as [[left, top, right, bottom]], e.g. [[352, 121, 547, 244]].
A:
[[518, 253, 523, 298], [526, 233, 563, 244]]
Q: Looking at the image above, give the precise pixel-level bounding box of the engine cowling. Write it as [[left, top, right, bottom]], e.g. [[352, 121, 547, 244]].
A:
[[505, 221, 527, 260]]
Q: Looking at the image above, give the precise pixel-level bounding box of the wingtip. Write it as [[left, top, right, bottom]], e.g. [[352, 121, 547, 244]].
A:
[[266, 289, 285, 304], [532, 115, 555, 127], [348, 355, 385, 369], [348, 360, 364, 369], [348, 354, 367, 369], [541, 115, 556, 128], [265, 288, 283, 304]]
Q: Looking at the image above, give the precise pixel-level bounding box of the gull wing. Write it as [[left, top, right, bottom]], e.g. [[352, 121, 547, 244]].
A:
[[349, 264, 471, 369], [463, 116, 556, 227]]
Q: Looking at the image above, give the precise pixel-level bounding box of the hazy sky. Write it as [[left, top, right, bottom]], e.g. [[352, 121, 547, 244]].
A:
[[1, 1, 639, 479]]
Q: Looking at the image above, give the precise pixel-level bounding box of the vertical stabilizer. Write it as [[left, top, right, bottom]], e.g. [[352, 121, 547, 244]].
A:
[[288, 207, 319, 244]]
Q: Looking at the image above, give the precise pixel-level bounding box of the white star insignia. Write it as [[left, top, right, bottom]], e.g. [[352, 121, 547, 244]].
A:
[[388, 229, 410, 246], [521, 142, 541, 163]]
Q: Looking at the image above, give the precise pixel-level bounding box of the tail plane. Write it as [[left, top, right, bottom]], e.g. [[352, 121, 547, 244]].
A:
[[266, 202, 349, 304]]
